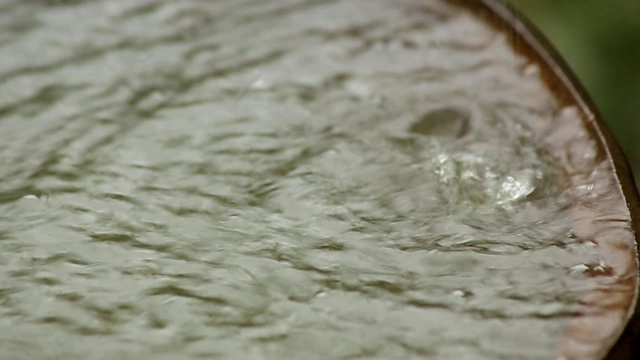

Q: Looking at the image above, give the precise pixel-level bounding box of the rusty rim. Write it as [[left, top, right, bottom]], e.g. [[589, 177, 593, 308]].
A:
[[446, 0, 640, 359]]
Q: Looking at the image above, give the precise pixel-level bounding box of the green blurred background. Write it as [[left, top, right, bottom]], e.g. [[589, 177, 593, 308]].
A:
[[510, 0, 640, 186]]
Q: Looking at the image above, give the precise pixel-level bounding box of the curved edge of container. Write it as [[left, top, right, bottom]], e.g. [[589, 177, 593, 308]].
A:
[[446, 0, 640, 359]]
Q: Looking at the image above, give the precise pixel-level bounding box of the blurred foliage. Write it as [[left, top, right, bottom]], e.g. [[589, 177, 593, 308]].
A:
[[510, 0, 640, 184]]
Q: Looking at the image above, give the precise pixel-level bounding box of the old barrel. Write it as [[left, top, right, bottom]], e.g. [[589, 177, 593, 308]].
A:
[[0, 0, 637, 359]]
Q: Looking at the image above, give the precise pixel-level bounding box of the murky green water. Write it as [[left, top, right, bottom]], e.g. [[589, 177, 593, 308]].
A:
[[0, 0, 614, 359]]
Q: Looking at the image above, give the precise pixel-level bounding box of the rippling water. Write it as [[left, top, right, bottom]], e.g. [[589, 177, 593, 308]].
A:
[[0, 0, 622, 359]]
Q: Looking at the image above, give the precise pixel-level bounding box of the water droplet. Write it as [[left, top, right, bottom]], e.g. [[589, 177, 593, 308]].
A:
[[585, 261, 614, 277], [523, 64, 539, 77], [251, 77, 271, 90], [568, 264, 589, 276], [569, 261, 614, 277]]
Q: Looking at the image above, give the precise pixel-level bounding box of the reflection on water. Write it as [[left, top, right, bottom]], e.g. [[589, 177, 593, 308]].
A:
[[0, 0, 627, 359]]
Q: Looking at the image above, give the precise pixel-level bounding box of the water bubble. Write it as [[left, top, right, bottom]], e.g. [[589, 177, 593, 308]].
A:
[[497, 170, 538, 203], [451, 289, 473, 298]]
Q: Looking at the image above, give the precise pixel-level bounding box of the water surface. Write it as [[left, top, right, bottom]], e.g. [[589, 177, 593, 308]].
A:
[[0, 1, 619, 359]]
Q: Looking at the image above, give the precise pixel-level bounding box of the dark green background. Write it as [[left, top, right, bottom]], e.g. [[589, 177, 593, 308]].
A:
[[512, 0, 640, 186]]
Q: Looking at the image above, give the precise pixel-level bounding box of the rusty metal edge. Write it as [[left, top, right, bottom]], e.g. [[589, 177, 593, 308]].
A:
[[444, 0, 640, 358]]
